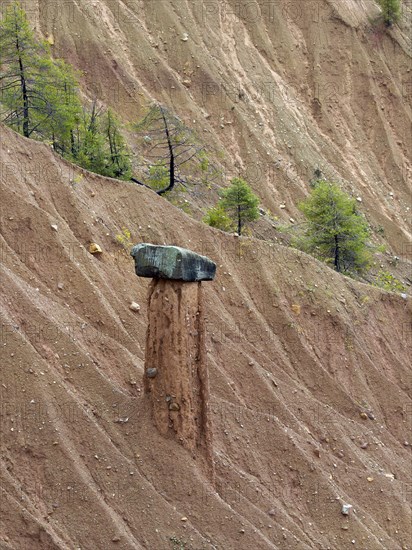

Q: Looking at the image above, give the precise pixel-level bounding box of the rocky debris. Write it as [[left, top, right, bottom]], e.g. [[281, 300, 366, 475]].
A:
[[129, 302, 141, 312], [342, 504, 353, 516], [131, 243, 216, 281], [89, 243, 102, 254], [146, 368, 157, 379], [51, 224, 58, 231], [114, 417, 129, 424], [359, 409, 375, 420], [57, 282, 64, 290]]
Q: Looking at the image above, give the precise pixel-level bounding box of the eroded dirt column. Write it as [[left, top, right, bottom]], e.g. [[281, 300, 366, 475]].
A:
[[131, 244, 216, 467]]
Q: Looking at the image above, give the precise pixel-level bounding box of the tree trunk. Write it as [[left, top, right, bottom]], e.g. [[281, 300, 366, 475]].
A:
[[16, 41, 29, 138], [157, 107, 175, 196], [70, 129, 76, 157], [334, 234, 341, 272], [107, 114, 119, 171]]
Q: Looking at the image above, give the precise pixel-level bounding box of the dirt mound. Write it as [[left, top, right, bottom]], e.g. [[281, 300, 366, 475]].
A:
[[0, 126, 411, 549]]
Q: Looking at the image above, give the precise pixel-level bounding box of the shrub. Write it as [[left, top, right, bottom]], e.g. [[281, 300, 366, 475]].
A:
[[203, 204, 234, 231], [374, 270, 406, 292]]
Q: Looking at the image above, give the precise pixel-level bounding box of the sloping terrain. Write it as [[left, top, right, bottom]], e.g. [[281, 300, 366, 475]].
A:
[[0, 126, 411, 549], [1, 0, 412, 548], [25, 0, 412, 256]]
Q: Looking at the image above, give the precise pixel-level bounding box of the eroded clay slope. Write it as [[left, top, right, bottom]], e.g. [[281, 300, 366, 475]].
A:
[[0, 126, 411, 549], [20, 0, 412, 256]]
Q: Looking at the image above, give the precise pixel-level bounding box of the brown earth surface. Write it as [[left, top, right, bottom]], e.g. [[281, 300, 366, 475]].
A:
[[144, 278, 213, 467], [25, 0, 412, 256], [0, 125, 411, 549], [1, 0, 412, 548]]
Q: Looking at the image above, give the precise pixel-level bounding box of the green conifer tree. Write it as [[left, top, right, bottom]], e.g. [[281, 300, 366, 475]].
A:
[[298, 181, 372, 274], [39, 58, 83, 153], [0, 2, 81, 142], [74, 101, 108, 175], [73, 103, 131, 180], [0, 2, 46, 137], [218, 177, 260, 236], [104, 109, 132, 179], [377, 0, 401, 26]]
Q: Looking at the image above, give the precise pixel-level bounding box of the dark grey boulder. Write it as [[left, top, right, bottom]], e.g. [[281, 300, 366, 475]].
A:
[[131, 243, 216, 282], [146, 368, 158, 378]]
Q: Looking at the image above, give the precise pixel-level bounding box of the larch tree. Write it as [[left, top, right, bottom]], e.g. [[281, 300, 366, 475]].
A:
[[298, 181, 372, 274], [104, 108, 132, 179], [71, 102, 132, 180], [204, 177, 260, 236], [0, 2, 80, 143], [133, 102, 215, 195], [377, 0, 401, 26]]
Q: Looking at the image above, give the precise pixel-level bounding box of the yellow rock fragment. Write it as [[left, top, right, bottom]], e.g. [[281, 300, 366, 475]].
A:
[[89, 243, 102, 254]]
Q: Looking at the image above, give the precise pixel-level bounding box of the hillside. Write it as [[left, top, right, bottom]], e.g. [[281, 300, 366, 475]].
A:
[[27, 0, 412, 257], [0, 125, 411, 549], [1, 0, 412, 548]]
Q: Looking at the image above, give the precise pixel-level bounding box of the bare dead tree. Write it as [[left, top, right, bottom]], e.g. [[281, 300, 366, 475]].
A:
[[132, 103, 220, 196]]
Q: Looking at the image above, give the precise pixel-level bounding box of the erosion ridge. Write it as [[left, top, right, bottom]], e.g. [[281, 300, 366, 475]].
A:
[[0, 125, 411, 549], [28, 0, 412, 257], [1, 0, 411, 548]]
